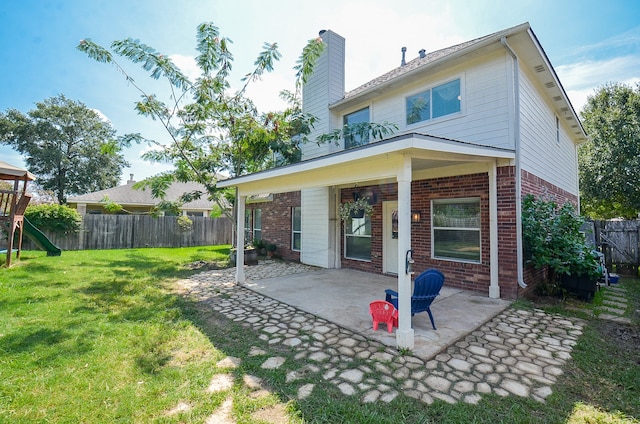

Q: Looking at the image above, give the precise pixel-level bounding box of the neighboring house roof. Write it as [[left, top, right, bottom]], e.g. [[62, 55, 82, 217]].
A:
[[0, 160, 36, 181], [67, 180, 215, 210]]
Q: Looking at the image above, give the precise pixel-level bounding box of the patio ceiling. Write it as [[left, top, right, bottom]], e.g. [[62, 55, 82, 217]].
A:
[[217, 133, 515, 195]]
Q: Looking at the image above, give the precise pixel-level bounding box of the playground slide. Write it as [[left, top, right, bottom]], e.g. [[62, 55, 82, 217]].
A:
[[22, 217, 62, 256]]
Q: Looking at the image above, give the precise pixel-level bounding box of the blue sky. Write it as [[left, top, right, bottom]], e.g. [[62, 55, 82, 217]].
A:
[[1, 0, 639, 185]]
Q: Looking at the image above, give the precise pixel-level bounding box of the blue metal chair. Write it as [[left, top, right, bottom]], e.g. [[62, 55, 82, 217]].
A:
[[385, 269, 445, 330]]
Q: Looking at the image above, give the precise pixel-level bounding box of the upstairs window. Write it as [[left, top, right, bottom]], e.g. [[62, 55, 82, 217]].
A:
[[343, 107, 370, 149], [406, 78, 461, 125]]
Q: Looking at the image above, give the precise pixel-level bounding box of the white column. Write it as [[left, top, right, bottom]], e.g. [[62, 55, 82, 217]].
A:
[[488, 161, 500, 298], [396, 154, 414, 350], [235, 194, 246, 283]]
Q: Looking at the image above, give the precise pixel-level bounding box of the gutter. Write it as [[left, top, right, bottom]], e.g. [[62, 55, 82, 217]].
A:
[[501, 36, 527, 290]]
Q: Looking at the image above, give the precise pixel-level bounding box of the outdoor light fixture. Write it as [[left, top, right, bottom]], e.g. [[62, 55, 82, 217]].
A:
[[411, 211, 421, 223]]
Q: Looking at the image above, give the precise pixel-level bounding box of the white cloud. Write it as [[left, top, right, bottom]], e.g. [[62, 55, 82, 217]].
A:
[[170, 54, 200, 82], [91, 108, 111, 123], [557, 55, 640, 112]]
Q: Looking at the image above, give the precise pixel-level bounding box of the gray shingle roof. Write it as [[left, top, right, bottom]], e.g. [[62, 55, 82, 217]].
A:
[[341, 23, 528, 102], [67, 181, 214, 210]]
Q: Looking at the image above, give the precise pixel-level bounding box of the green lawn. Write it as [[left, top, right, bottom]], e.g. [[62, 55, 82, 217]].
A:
[[1, 248, 638, 423]]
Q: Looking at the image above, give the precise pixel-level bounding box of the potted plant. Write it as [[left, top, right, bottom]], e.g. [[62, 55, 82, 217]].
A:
[[339, 197, 374, 222], [252, 238, 266, 255], [560, 246, 602, 300], [522, 194, 601, 300], [266, 243, 277, 258], [229, 243, 259, 266]]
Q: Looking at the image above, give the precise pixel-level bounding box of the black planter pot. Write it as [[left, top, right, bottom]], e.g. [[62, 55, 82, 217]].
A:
[[560, 273, 597, 300], [229, 248, 259, 266], [350, 209, 365, 219]]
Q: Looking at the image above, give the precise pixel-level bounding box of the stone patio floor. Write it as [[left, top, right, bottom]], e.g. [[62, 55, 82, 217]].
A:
[[175, 260, 586, 418]]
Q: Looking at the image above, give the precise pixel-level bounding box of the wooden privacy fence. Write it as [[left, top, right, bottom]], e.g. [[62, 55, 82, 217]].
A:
[[19, 214, 233, 251], [593, 220, 640, 276]]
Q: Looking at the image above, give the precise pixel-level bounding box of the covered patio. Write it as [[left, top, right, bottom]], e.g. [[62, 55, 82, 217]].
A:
[[242, 266, 512, 359], [219, 133, 517, 350]]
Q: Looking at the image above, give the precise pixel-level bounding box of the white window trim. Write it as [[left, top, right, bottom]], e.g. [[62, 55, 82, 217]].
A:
[[431, 197, 481, 264], [292, 206, 301, 252], [404, 75, 464, 129], [253, 208, 262, 241], [342, 105, 372, 150], [343, 216, 372, 262]]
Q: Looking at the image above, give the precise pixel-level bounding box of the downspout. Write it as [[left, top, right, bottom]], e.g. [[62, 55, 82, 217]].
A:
[[501, 36, 527, 290]]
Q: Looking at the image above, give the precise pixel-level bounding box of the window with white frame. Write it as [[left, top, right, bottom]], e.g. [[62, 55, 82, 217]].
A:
[[432, 198, 480, 262], [253, 208, 262, 241], [344, 215, 371, 261], [244, 209, 252, 244], [292, 206, 301, 251], [343, 107, 370, 149], [406, 78, 461, 125]]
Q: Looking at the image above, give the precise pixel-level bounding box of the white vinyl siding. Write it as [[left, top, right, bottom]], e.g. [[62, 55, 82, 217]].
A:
[[302, 31, 345, 160], [330, 51, 512, 151], [518, 69, 579, 195], [300, 188, 334, 267]]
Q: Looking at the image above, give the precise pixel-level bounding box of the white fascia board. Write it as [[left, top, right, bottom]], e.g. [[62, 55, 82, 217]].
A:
[[218, 134, 514, 196]]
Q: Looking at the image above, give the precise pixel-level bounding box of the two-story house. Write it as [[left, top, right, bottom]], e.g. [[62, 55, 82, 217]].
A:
[[218, 22, 586, 349]]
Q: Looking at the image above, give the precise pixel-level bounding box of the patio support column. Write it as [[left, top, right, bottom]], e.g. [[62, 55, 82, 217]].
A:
[[235, 193, 246, 283], [488, 161, 500, 298], [396, 154, 414, 350]]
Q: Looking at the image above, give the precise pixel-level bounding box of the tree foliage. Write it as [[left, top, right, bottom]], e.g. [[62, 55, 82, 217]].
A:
[[0, 95, 128, 204], [77, 23, 326, 219], [24, 203, 82, 235], [77, 23, 396, 221], [522, 194, 599, 286], [579, 82, 640, 219]]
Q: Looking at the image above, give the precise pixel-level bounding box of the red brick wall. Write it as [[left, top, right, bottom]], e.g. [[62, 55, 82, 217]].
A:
[[521, 170, 578, 206], [520, 169, 579, 296], [497, 166, 518, 299], [245, 167, 576, 300], [246, 192, 301, 262], [341, 173, 500, 296]]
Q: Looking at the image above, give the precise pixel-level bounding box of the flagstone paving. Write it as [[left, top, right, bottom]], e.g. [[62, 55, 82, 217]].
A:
[[596, 283, 631, 324], [176, 261, 586, 420]]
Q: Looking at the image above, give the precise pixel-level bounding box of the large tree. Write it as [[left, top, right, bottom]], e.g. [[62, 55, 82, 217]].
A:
[[77, 23, 395, 219], [579, 82, 640, 219], [0, 95, 128, 204]]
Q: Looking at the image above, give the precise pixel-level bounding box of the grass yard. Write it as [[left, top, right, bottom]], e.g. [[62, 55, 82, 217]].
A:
[[1, 247, 639, 423]]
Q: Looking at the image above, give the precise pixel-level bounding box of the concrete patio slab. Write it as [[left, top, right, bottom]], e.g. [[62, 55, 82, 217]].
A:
[[243, 268, 512, 359]]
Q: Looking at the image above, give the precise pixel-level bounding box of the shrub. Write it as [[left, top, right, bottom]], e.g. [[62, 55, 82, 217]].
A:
[[176, 215, 193, 232], [24, 204, 82, 234], [522, 194, 599, 285]]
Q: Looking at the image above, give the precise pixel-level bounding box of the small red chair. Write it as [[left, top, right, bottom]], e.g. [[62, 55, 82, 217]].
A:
[[369, 300, 398, 333]]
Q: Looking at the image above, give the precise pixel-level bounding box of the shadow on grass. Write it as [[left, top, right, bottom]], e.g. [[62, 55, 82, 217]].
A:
[[170, 275, 640, 424], [1, 328, 69, 353]]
